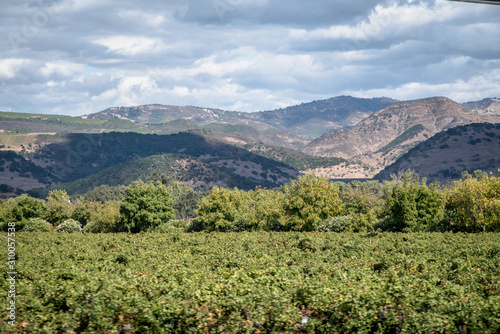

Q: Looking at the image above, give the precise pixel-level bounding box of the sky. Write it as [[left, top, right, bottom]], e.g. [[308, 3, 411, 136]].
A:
[[1, 0, 500, 116]]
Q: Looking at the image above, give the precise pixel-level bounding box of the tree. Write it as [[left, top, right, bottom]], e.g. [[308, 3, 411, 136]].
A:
[[279, 175, 342, 231], [385, 171, 444, 232], [192, 187, 252, 232], [11, 195, 48, 222], [84, 185, 127, 203], [116, 182, 175, 233], [46, 190, 72, 226], [445, 175, 500, 232]]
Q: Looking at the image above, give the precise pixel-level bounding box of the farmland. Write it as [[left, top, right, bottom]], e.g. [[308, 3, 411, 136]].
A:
[[1, 232, 499, 333]]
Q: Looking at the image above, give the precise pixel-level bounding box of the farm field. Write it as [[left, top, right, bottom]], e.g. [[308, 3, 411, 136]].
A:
[[1, 232, 500, 333]]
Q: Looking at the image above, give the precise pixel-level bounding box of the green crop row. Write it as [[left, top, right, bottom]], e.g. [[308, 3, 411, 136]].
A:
[[1, 232, 499, 333]]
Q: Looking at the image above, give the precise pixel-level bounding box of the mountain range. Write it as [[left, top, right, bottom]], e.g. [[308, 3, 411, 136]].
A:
[[1, 95, 500, 197]]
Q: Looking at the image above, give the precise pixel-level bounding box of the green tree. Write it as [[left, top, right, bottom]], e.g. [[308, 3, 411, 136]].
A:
[[117, 182, 175, 233], [279, 175, 342, 231], [11, 195, 48, 222], [385, 171, 444, 232], [46, 190, 72, 225], [445, 175, 500, 232], [192, 187, 252, 232], [84, 185, 127, 203]]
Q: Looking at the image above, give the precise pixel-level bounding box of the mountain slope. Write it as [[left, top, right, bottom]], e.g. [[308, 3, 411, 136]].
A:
[[55, 154, 273, 195], [85, 96, 397, 139], [303, 97, 500, 177], [251, 96, 397, 138], [374, 123, 500, 183], [463, 98, 500, 116]]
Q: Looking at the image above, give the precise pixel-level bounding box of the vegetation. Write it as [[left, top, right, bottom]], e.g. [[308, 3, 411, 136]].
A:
[[2, 232, 499, 333], [1, 170, 499, 234], [116, 182, 175, 233]]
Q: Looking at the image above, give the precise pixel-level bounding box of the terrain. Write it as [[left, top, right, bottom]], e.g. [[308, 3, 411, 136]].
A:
[[375, 123, 500, 183], [305, 97, 500, 179], [1, 95, 500, 197], [463, 97, 500, 116], [86, 96, 397, 140]]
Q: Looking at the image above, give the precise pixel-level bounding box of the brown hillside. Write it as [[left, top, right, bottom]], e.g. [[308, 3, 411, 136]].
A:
[[374, 123, 500, 183], [463, 98, 500, 116], [303, 97, 500, 178]]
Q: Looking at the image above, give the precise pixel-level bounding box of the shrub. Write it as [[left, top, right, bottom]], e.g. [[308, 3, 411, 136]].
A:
[[154, 220, 187, 233], [117, 182, 175, 233], [318, 216, 352, 232], [56, 219, 82, 233], [24, 218, 52, 232], [280, 175, 342, 231]]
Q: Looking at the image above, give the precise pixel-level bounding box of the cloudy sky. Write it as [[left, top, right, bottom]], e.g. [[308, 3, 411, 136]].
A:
[[1, 0, 500, 116]]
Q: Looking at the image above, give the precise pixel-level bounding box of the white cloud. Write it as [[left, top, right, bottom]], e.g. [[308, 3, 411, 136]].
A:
[[0, 59, 32, 80], [93, 36, 167, 56], [40, 61, 86, 78]]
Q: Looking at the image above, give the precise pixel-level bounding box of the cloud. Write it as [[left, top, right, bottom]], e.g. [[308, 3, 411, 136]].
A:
[[1, 0, 500, 115]]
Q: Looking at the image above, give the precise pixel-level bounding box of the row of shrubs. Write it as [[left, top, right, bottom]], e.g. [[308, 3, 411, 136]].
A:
[[2, 169, 499, 233]]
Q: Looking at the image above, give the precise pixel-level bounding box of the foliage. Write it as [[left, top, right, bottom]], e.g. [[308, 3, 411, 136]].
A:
[[193, 187, 253, 232], [55, 219, 82, 233], [444, 175, 500, 232], [46, 189, 72, 226], [116, 182, 175, 233], [318, 215, 351, 232], [3, 233, 500, 333], [80, 202, 121, 233], [84, 184, 127, 203], [24, 218, 52, 232], [280, 175, 342, 231], [385, 171, 444, 232], [154, 220, 188, 233], [11, 195, 48, 222]]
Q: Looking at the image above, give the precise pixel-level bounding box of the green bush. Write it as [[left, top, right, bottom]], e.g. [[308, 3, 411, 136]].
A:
[[117, 182, 175, 233], [318, 215, 351, 232], [280, 175, 342, 231], [154, 220, 187, 233], [24, 218, 52, 232], [56, 219, 82, 233]]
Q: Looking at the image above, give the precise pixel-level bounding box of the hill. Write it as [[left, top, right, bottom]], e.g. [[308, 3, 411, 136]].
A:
[[304, 97, 500, 178], [250, 96, 397, 138], [0, 131, 304, 197], [85, 96, 397, 139], [374, 123, 500, 183], [463, 98, 500, 116]]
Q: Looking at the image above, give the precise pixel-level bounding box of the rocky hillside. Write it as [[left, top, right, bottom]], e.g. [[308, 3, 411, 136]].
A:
[[374, 123, 500, 183], [463, 98, 500, 116], [303, 97, 500, 178], [85, 96, 397, 139], [251, 96, 397, 138]]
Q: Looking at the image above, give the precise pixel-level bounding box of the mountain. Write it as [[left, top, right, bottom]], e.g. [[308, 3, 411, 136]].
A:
[[85, 96, 397, 139], [0, 110, 308, 150], [463, 98, 500, 116], [374, 123, 500, 183], [304, 97, 500, 178], [0, 130, 302, 197], [250, 96, 397, 138]]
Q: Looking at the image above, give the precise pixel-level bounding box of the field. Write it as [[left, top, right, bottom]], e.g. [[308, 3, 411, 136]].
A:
[[1, 232, 499, 333]]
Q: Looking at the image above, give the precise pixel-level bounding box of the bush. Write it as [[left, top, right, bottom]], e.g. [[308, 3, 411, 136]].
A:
[[117, 182, 175, 233], [318, 216, 352, 232], [154, 220, 187, 233], [56, 219, 82, 233], [24, 218, 52, 232], [280, 175, 342, 231], [193, 187, 253, 232]]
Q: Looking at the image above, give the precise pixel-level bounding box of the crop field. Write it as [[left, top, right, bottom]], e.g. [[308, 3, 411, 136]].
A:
[[1, 232, 499, 333]]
